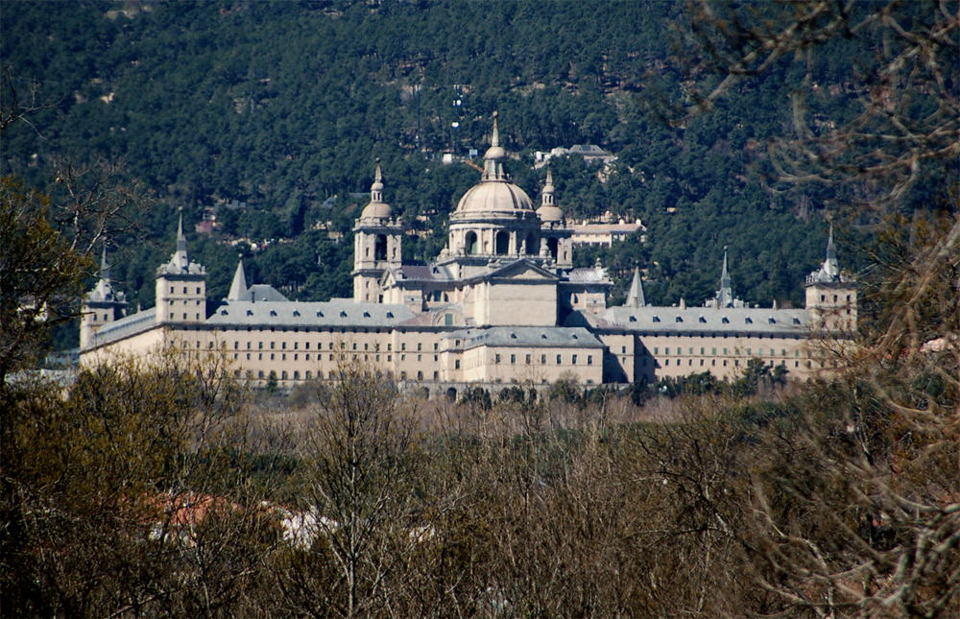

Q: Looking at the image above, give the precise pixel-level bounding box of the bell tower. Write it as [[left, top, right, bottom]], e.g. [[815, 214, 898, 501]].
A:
[[353, 161, 402, 303], [536, 169, 573, 268]]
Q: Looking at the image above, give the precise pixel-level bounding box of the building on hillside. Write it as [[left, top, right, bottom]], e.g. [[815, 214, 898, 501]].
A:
[[569, 215, 646, 247], [80, 114, 857, 395], [534, 144, 618, 168]]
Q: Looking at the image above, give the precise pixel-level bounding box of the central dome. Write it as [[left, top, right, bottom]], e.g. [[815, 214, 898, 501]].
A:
[[455, 181, 534, 216], [452, 112, 534, 218]]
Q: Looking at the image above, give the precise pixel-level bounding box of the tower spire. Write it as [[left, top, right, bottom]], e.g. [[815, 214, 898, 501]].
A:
[[541, 168, 555, 206], [482, 111, 506, 181], [371, 158, 384, 203], [175, 209, 188, 268], [99, 244, 111, 282], [626, 265, 646, 308], [823, 224, 839, 278], [228, 259, 248, 301], [718, 247, 733, 307]]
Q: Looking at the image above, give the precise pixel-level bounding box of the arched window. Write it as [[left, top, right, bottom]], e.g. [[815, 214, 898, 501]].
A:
[[465, 231, 479, 255], [374, 234, 388, 261], [495, 231, 509, 255], [525, 233, 538, 255], [547, 238, 559, 260]]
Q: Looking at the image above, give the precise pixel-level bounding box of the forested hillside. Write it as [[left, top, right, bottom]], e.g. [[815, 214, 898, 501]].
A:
[[2, 0, 936, 344]]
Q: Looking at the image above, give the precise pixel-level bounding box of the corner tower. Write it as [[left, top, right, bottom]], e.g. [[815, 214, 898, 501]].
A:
[[805, 226, 857, 332], [80, 246, 127, 349], [155, 213, 207, 323], [353, 161, 402, 303]]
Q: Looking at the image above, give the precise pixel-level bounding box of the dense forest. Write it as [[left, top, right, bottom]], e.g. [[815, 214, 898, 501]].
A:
[[3, 1, 958, 616], [1, 0, 915, 350]]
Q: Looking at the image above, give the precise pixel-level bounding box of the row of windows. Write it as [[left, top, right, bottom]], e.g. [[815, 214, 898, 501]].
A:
[[237, 369, 443, 382], [226, 351, 441, 365], [657, 358, 834, 369], [222, 340, 441, 352], [168, 313, 201, 320], [652, 346, 806, 357], [494, 353, 593, 366], [167, 286, 203, 294], [819, 294, 853, 303]]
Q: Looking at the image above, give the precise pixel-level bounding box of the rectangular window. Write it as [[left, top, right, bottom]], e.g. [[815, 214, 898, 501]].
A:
[[525, 354, 531, 364], [572, 354, 578, 364], [556, 354, 562, 364], [495, 354, 501, 364], [587, 355, 593, 365], [510, 354, 516, 364]]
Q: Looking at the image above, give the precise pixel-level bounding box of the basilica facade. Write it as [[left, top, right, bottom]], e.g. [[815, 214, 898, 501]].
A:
[[80, 116, 858, 393]]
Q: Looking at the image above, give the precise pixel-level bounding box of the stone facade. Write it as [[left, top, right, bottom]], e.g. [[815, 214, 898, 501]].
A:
[[80, 116, 857, 392]]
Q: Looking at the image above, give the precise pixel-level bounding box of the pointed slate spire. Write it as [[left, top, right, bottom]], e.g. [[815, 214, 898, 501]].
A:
[[99, 244, 111, 282], [718, 247, 734, 308], [228, 260, 248, 301], [174, 210, 189, 268], [626, 265, 646, 308], [823, 224, 839, 278]]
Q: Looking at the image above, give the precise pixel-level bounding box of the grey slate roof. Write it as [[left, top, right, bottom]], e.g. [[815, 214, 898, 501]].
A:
[[228, 284, 289, 303], [206, 299, 415, 328], [443, 326, 604, 350], [594, 306, 810, 336], [88, 308, 157, 347], [398, 264, 454, 281]]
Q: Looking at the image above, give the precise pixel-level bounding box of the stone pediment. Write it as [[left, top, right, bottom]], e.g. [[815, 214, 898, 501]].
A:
[[487, 259, 559, 282]]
